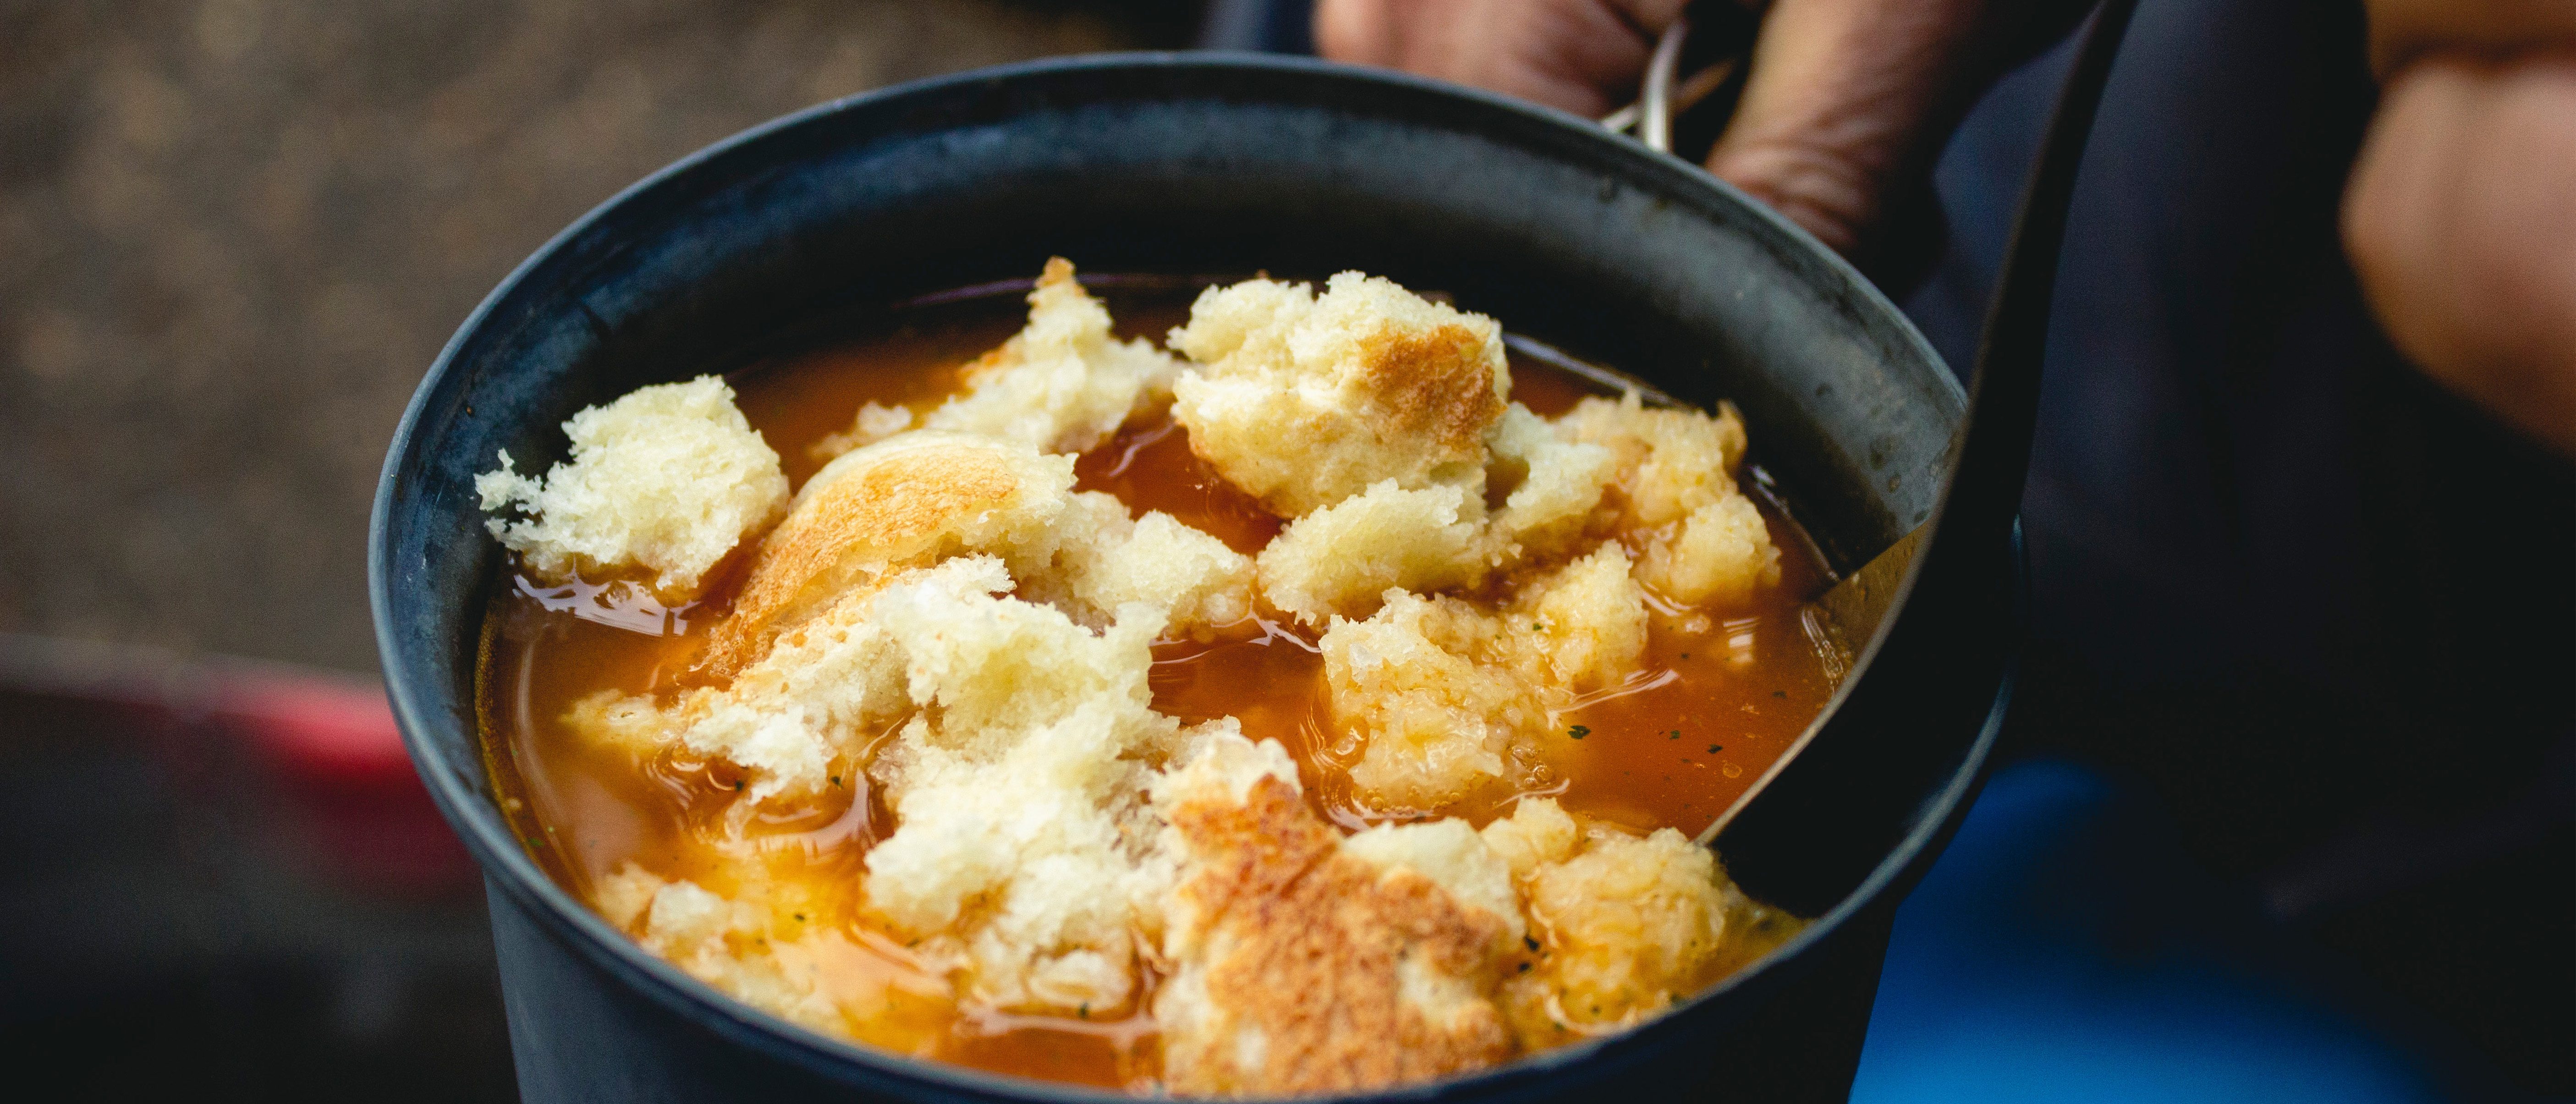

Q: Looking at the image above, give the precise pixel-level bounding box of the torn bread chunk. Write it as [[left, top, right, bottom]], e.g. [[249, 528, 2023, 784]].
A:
[[1482, 798, 1802, 1046], [1321, 590, 1543, 809], [1559, 392, 1749, 527], [476, 375, 788, 602], [1154, 735, 1516, 1097], [1256, 479, 1489, 626], [1018, 491, 1255, 634], [1560, 393, 1781, 608], [858, 571, 1185, 1014], [562, 556, 995, 803], [593, 863, 955, 1052], [1493, 543, 1649, 693], [1340, 818, 1524, 943], [1170, 272, 1509, 517], [914, 257, 1182, 456], [812, 401, 916, 461], [701, 432, 1074, 676], [1317, 547, 1643, 809], [1639, 493, 1780, 609], [1485, 402, 1616, 563]]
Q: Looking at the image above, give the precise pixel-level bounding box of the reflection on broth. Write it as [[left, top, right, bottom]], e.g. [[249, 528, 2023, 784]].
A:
[[478, 263, 1833, 1095]]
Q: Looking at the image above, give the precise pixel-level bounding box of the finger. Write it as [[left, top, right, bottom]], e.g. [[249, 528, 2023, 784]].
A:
[[2344, 52, 2576, 454], [2362, 0, 2576, 77], [1704, 0, 1995, 255], [1316, 0, 1687, 116]]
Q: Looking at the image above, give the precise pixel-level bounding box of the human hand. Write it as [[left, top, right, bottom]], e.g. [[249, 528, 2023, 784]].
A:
[[1316, 0, 2059, 263], [2342, 0, 2576, 455]]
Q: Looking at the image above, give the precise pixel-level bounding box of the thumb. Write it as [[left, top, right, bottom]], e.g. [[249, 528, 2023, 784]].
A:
[[1706, 0, 2006, 258]]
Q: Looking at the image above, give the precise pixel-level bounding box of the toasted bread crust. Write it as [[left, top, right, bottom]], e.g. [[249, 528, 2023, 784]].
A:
[[703, 435, 1052, 676], [1168, 273, 1510, 519], [1359, 320, 1508, 471], [1162, 777, 1514, 1096]]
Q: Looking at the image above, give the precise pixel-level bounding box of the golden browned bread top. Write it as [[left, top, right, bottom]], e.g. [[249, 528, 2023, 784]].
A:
[[1162, 776, 1515, 1096], [1356, 319, 1508, 472], [700, 432, 1069, 676]]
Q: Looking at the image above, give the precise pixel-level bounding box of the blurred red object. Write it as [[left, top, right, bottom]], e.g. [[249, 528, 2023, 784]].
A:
[[218, 675, 477, 894], [0, 633, 476, 895]]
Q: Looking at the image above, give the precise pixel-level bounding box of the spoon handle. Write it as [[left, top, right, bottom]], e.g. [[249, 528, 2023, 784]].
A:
[[1709, 0, 2143, 912]]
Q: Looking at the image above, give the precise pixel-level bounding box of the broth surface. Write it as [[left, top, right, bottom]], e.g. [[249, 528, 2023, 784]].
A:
[[479, 282, 1837, 1089]]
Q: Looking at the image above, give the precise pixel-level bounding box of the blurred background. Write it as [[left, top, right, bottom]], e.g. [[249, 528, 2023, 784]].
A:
[[0, 2, 1190, 1099], [0, 0, 1198, 670]]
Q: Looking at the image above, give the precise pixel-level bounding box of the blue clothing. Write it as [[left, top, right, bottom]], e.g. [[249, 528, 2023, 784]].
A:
[[1854, 761, 2472, 1104]]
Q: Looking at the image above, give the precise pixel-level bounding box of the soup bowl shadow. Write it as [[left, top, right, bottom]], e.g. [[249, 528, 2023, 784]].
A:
[[370, 53, 2019, 1104]]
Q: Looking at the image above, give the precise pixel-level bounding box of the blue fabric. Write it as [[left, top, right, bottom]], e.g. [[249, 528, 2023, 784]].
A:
[[1853, 761, 2451, 1104]]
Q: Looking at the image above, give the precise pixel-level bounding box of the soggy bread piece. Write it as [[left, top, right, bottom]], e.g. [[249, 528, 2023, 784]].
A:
[[593, 863, 955, 1052], [1640, 493, 1778, 611], [1560, 393, 1781, 608], [1321, 591, 1542, 809], [1317, 547, 1644, 808], [1559, 392, 1748, 527], [1340, 818, 1523, 943], [1153, 735, 1517, 1097], [1019, 491, 1254, 634], [812, 401, 916, 461], [582, 548, 1197, 1014], [859, 566, 1185, 1014], [701, 432, 1074, 676], [563, 556, 997, 802], [916, 258, 1181, 456], [1170, 273, 1509, 517], [1256, 480, 1489, 626], [1485, 402, 1616, 563], [1494, 544, 1649, 693], [1481, 798, 1801, 1047], [476, 376, 788, 601]]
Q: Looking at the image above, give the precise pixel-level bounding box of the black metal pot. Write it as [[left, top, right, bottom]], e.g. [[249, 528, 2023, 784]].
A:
[[371, 54, 2019, 1103]]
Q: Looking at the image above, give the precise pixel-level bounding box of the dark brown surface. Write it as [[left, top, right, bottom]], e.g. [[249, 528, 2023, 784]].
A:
[[0, 0, 1191, 674]]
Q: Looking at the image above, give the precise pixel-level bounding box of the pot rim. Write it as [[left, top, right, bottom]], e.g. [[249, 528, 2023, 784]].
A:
[[370, 50, 2006, 1102]]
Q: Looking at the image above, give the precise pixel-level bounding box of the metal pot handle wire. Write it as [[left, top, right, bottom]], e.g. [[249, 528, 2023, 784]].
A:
[[1601, 16, 1740, 154]]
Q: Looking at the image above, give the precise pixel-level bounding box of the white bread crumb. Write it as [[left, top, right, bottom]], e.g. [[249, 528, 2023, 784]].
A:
[[1150, 725, 1299, 819], [1478, 795, 1583, 878], [858, 569, 1180, 1013], [1170, 272, 1508, 517], [1317, 546, 1642, 808], [919, 257, 1181, 455], [1257, 479, 1488, 625], [1499, 543, 1648, 692], [593, 862, 955, 1047], [812, 401, 916, 461], [477, 375, 787, 601], [1504, 826, 1727, 1039], [1560, 392, 1748, 527], [1640, 493, 1781, 607], [1020, 491, 1254, 633]]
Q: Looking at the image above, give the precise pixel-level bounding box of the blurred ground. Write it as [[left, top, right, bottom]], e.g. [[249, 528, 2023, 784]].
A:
[[0, 0, 1194, 674]]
